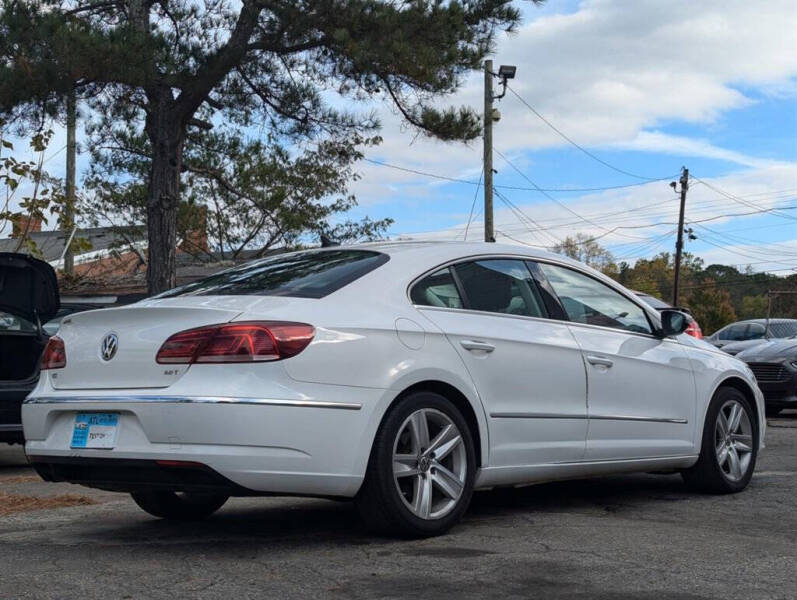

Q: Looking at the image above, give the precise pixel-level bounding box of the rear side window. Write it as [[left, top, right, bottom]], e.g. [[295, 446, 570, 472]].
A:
[[157, 250, 389, 299], [410, 268, 463, 309], [768, 321, 797, 338], [452, 259, 546, 318]]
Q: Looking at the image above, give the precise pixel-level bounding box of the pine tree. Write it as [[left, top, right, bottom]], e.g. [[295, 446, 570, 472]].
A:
[[0, 0, 531, 292]]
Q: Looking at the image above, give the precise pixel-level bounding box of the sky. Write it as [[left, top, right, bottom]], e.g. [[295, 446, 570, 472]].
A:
[[4, 0, 797, 274], [343, 0, 797, 275]]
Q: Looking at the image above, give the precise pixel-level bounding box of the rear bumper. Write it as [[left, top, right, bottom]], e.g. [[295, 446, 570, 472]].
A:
[[30, 456, 253, 495], [23, 389, 386, 498]]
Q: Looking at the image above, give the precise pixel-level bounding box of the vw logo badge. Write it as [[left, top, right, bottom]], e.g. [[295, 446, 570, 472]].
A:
[[100, 333, 119, 362]]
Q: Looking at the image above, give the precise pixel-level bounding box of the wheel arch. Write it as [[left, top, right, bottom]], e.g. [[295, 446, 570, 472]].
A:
[[712, 376, 761, 441], [385, 380, 486, 469]]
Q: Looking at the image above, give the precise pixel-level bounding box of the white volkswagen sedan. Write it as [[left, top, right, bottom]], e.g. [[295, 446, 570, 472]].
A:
[[23, 242, 764, 536]]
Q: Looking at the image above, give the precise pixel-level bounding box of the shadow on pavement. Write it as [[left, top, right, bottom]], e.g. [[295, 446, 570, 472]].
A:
[[88, 471, 694, 549]]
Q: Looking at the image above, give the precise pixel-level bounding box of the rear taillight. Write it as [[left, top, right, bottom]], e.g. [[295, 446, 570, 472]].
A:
[[41, 336, 66, 370], [685, 319, 703, 339], [156, 322, 315, 364]]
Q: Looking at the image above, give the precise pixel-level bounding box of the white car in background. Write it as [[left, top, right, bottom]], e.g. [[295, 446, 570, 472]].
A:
[[23, 242, 764, 536]]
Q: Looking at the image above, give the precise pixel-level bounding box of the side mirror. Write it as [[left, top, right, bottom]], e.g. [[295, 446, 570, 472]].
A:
[[658, 309, 689, 338]]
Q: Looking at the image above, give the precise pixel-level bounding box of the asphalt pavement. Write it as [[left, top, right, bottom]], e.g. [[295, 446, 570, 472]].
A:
[[1, 413, 796, 600]]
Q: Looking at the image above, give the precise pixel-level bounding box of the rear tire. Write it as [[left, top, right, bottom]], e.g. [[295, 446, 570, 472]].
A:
[[131, 491, 229, 520], [682, 387, 758, 494], [355, 391, 476, 537]]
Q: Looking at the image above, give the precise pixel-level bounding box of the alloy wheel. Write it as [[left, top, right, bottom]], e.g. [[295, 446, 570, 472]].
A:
[[714, 399, 754, 482], [392, 408, 467, 520]]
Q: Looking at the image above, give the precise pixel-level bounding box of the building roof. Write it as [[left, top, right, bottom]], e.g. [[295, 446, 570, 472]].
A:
[[0, 226, 144, 264]]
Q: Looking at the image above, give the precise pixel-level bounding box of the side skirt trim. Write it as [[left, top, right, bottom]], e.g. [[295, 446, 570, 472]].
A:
[[490, 412, 687, 424]]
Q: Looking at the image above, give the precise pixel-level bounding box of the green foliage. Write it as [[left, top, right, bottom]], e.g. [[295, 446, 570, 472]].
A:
[[739, 295, 768, 320], [552, 233, 618, 277], [558, 232, 797, 333], [1, 0, 530, 291], [0, 120, 65, 253], [81, 123, 393, 256], [684, 280, 738, 335]]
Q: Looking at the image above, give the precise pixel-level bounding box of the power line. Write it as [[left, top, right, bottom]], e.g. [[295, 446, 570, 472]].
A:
[[494, 188, 562, 246], [362, 157, 672, 193], [463, 168, 483, 241], [691, 176, 797, 222], [505, 85, 677, 182], [494, 148, 650, 240]]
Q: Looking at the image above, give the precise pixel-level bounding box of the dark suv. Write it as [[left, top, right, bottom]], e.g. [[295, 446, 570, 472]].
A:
[[0, 253, 60, 443]]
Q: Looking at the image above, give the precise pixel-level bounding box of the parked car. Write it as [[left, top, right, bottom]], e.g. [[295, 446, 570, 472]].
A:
[[0, 253, 124, 444], [24, 243, 764, 536], [708, 319, 797, 355], [737, 337, 797, 417], [0, 253, 60, 444], [633, 291, 703, 339]]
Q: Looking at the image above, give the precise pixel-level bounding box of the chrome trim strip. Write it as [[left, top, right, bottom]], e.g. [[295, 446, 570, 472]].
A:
[[0, 424, 22, 431], [490, 412, 687, 424], [590, 414, 688, 424], [491, 412, 587, 419], [24, 395, 362, 410]]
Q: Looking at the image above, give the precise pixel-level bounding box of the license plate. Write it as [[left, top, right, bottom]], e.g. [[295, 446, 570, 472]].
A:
[[71, 413, 119, 449]]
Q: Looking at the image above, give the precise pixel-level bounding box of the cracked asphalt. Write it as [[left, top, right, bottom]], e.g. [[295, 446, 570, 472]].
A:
[[1, 413, 796, 600]]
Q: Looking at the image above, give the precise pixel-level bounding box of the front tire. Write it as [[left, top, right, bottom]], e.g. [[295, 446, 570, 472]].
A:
[[131, 491, 229, 520], [356, 391, 476, 537], [682, 387, 758, 494]]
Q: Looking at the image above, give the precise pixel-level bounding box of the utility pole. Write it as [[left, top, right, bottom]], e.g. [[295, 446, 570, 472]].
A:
[[482, 61, 516, 243], [483, 59, 495, 243], [64, 87, 77, 275], [672, 167, 689, 306]]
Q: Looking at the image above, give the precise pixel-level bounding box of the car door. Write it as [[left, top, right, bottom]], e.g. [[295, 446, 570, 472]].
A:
[[412, 258, 587, 467], [536, 262, 696, 461]]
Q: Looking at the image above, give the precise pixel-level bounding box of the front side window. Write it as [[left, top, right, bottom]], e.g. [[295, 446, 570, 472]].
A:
[[747, 323, 766, 340], [538, 263, 652, 335], [156, 250, 389, 299], [410, 268, 463, 309], [452, 259, 546, 318], [725, 325, 747, 341]]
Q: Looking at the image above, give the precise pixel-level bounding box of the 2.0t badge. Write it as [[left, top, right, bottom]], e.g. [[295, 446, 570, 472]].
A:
[[100, 333, 119, 361]]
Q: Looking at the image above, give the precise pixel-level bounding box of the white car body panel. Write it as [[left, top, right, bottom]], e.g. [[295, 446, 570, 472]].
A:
[[23, 242, 765, 498]]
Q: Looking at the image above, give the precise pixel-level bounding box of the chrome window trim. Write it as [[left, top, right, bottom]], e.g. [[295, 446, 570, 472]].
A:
[[24, 395, 362, 410], [490, 411, 687, 424], [407, 253, 665, 340]]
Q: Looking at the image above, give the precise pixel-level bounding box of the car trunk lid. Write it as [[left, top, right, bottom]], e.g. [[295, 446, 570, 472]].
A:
[[50, 302, 245, 390], [0, 252, 60, 325]]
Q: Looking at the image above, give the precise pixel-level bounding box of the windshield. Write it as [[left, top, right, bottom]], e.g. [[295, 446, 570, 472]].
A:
[[156, 249, 390, 299]]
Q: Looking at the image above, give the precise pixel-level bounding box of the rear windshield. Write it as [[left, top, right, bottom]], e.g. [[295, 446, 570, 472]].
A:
[[156, 250, 389, 299]]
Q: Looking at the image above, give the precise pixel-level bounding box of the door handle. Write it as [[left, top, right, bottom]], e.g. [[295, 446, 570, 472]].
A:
[[586, 355, 614, 368], [460, 340, 496, 353]]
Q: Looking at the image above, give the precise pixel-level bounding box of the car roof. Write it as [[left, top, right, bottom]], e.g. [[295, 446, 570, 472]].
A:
[[340, 240, 577, 265]]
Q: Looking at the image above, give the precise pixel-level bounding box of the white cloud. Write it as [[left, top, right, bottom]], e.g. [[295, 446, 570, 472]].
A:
[[352, 0, 797, 206]]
